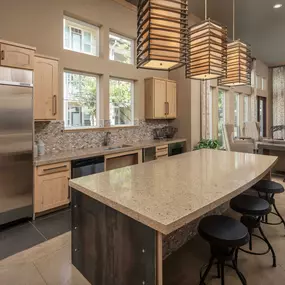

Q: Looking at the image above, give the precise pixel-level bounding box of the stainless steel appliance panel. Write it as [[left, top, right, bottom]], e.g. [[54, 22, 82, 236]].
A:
[[0, 69, 33, 225]]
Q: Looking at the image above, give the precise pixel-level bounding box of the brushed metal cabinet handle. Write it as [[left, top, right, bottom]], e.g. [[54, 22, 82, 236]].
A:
[[52, 95, 57, 116], [164, 102, 167, 116], [1, 50, 4, 60]]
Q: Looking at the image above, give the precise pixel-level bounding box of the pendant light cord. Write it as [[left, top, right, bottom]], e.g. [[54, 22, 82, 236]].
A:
[[233, 0, 235, 40], [205, 0, 207, 20]]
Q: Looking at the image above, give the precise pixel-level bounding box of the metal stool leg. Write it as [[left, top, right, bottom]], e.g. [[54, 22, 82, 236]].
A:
[[217, 262, 221, 278], [235, 248, 239, 267], [232, 259, 247, 285], [258, 226, 277, 267], [273, 202, 285, 229], [200, 256, 215, 285], [220, 261, 225, 285]]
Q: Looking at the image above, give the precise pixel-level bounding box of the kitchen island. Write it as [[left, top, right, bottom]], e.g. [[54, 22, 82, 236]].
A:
[[69, 149, 277, 285]]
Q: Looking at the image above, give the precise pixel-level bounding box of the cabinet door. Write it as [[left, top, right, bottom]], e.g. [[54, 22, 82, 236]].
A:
[[166, 81, 177, 118], [0, 44, 34, 70], [34, 57, 58, 120], [35, 170, 70, 213], [154, 79, 167, 118]]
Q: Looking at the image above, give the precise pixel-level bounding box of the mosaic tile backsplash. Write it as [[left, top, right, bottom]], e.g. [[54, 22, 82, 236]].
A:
[[35, 120, 168, 154]]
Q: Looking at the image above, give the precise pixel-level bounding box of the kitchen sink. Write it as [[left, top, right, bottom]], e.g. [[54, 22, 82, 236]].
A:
[[104, 144, 133, 151]]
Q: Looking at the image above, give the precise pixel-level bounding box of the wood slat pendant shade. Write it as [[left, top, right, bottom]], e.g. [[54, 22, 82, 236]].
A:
[[137, 0, 188, 71], [219, 40, 251, 86], [186, 19, 227, 80]]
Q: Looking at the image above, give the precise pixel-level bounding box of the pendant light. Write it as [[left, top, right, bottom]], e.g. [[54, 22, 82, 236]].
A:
[[219, 0, 251, 86], [186, 0, 227, 80], [137, 0, 188, 71]]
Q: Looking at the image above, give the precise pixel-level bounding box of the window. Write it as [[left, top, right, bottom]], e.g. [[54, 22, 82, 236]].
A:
[[64, 71, 99, 129], [261, 78, 266, 90], [109, 78, 134, 126], [64, 16, 99, 56], [234, 93, 240, 137], [218, 89, 226, 146], [208, 87, 213, 139], [109, 32, 134, 64], [243, 95, 249, 123]]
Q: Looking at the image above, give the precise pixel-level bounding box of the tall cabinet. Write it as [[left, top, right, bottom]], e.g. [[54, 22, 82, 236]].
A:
[[34, 54, 59, 120], [145, 77, 177, 119]]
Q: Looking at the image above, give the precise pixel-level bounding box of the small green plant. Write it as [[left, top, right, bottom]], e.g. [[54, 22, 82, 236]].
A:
[[193, 139, 221, 150]]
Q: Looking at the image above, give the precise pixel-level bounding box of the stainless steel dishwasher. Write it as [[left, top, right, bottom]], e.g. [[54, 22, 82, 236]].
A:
[[72, 156, 105, 178]]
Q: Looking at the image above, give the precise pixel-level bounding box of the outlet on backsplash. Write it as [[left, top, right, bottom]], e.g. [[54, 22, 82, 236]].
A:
[[34, 120, 169, 154]]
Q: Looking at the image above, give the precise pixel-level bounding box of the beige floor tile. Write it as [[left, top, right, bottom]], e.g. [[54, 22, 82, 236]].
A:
[[34, 245, 89, 285], [0, 262, 46, 285]]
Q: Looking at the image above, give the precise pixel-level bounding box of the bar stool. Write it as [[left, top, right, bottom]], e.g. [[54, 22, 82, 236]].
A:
[[198, 215, 249, 285], [253, 179, 285, 229], [230, 194, 276, 267]]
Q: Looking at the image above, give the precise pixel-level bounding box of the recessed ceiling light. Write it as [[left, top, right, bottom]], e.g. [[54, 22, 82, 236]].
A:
[[273, 4, 282, 8]]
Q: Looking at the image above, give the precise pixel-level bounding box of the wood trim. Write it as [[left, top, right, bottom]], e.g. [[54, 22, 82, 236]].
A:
[[156, 232, 163, 285], [0, 39, 36, 50], [104, 149, 142, 160], [112, 0, 137, 12], [35, 53, 59, 61]]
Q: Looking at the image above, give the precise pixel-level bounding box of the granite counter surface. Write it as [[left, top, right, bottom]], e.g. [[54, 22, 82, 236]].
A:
[[69, 149, 277, 235], [34, 138, 186, 166]]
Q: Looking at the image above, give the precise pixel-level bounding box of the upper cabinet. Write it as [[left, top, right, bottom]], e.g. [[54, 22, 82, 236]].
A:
[[0, 41, 36, 70], [34, 54, 59, 121], [145, 77, 177, 119]]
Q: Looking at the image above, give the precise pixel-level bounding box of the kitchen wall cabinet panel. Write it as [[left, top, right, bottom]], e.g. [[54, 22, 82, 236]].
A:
[[145, 77, 177, 119], [34, 55, 59, 121], [0, 42, 35, 70], [34, 162, 70, 214]]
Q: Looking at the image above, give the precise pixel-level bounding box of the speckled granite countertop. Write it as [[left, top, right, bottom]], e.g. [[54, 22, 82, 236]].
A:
[[34, 138, 186, 166], [69, 150, 277, 235]]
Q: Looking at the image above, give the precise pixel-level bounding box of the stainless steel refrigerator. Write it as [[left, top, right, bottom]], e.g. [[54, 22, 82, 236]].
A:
[[0, 66, 33, 226]]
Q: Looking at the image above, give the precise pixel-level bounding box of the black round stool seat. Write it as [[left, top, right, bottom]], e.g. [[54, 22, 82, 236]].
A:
[[253, 180, 284, 194], [230, 195, 271, 216], [198, 215, 249, 247]]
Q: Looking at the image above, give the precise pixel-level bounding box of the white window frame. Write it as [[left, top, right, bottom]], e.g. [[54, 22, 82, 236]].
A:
[[109, 32, 135, 65], [243, 95, 249, 123], [234, 93, 240, 137], [63, 70, 100, 130], [63, 16, 99, 56], [109, 77, 135, 127]]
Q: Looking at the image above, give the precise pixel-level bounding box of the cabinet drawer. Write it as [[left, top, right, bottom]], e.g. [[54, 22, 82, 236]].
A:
[[37, 162, 70, 176], [156, 145, 168, 152]]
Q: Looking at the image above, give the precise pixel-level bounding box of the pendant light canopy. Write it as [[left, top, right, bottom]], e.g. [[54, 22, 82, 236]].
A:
[[186, 0, 227, 80], [137, 0, 188, 71], [219, 0, 251, 86]]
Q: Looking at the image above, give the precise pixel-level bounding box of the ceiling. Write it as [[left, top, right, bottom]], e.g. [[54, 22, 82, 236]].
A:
[[125, 0, 285, 66]]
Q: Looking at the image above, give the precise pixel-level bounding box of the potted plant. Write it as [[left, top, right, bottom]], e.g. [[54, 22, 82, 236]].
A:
[[193, 139, 221, 150]]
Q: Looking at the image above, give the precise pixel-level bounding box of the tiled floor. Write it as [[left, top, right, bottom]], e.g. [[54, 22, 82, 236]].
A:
[[0, 177, 284, 285], [0, 208, 71, 260]]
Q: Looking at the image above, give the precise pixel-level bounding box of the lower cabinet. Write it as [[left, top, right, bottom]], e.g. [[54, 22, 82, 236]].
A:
[[34, 162, 71, 214]]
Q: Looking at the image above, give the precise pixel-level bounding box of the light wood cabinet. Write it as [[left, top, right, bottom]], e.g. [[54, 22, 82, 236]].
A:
[[0, 41, 35, 70], [34, 162, 70, 214], [145, 77, 177, 119], [34, 54, 59, 120]]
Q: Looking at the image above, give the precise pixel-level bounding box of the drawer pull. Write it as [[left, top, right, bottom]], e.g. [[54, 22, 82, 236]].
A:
[[1, 50, 5, 60]]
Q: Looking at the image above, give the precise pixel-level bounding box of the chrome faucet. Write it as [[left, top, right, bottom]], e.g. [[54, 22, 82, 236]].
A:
[[103, 131, 111, 146]]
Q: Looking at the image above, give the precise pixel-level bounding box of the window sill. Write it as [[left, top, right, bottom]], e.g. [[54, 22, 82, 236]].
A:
[[63, 125, 138, 133]]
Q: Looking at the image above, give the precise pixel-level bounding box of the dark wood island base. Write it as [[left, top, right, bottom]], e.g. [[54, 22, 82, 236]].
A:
[[71, 189, 162, 285]]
